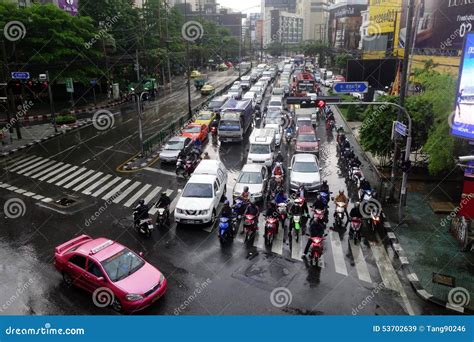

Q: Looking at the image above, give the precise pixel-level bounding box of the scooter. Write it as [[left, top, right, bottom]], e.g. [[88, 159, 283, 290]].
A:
[[359, 189, 374, 202], [133, 211, 154, 238], [155, 207, 169, 229], [243, 214, 258, 243], [277, 202, 288, 225], [350, 166, 364, 189], [313, 208, 326, 223], [291, 214, 303, 242], [264, 216, 279, 247], [308, 235, 326, 267], [333, 201, 347, 229], [218, 216, 235, 244], [285, 129, 293, 145], [349, 217, 362, 244], [369, 210, 382, 233]]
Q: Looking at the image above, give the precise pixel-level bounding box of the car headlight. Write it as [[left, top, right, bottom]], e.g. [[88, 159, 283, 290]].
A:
[[126, 294, 144, 302], [176, 208, 183, 214], [198, 210, 209, 215], [233, 192, 241, 197], [159, 273, 165, 285], [254, 192, 262, 198]]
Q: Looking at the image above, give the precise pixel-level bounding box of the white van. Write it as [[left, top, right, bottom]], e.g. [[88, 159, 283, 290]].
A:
[[247, 128, 276, 167], [174, 160, 227, 225]]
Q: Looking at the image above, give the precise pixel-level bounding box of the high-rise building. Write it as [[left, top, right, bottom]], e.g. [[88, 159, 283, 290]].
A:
[[296, 0, 330, 42], [261, 0, 297, 13], [264, 9, 304, 48], [327, 0, 367, 50]]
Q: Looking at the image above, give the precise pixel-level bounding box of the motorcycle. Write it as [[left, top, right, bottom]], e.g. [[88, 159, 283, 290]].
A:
[[133, 211, 154, 238], [350, 166, 364, 189], [313, 208, 326, 223], [369, 210, 382, 233], [291, 214, 303, 242], [308, 235, 326, 267], [277, 202, 288, 224], [285, 129, 293, 145], [243, 214, 258, 243], [218, 216, 235, 244], [264, 216, 279, 247], [333, 201, 347, 229], [359, 189, 374, 202], [177, 156, 200, 178], [155, 207, 169, 229], [349, 217, 362, 244], [318, 190, 331, 209]]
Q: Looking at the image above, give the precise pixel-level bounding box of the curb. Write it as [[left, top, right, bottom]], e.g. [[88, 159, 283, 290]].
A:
[[117, 150, 161, 173], [332, 99, 473, 314], [382, 216, 473, 314], [0, 119, 92, 158]]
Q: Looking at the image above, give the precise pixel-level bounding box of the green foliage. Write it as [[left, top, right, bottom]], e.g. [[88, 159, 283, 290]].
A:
[[301, 42, 330, 66], [335, 53, 351, 71], [55, 115, 76, 124]]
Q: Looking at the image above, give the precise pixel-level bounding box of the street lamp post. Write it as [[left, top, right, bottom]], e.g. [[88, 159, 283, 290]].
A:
[[184, 0, 192, 119], [45, 71, 57, 133], [131, 90, 147, 155]]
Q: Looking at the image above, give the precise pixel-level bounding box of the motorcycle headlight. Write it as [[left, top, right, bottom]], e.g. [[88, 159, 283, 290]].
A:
[[126, 294, 144, 302]]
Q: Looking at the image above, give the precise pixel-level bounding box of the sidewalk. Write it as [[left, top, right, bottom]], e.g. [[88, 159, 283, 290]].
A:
[[339, 114, 474, 313]]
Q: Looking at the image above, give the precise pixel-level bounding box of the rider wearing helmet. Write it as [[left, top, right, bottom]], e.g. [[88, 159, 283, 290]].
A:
[[334, 190, 349, 220], [275, 151, 284, 163], [265, 201, 278, 218], [244, 198, 260, 217], [320, 180, 329, 194], [202, 152, 210, 160], [272, 162, 284, 177], [312, 194, 326, 210], [156, 192, 171, 209], [134, 199, 150, 226], [350, 202, 363, 219], [221, 199, 232, 218], [240, 186, 250, 202]]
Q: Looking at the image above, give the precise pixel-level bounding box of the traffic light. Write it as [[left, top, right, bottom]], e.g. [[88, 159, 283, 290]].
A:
[[316, 100, 326, 108], [41, 81, 48, 89]]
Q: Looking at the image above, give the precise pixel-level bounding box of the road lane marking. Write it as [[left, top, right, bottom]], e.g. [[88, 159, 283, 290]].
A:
[[23, 160, 56, 177], [31, 162, 65, 179], [72, 172, 103, 191], [4, 155, 37, 170], [17, 158, 50, 175], [329, 230, 348, 276], [102, 179, 131, 200], [291, 233, 303, 260], [144, 167, 177, 177], [49, 166, 81, 185], [143, 186, 162, 205], [82, 174, 113, 195], [9, 156, 42, 172], [123, 184, 152, 208], [112, 181, 141, 204], [349, 240, 372, 284], [91, 177, 122, 197], [39, 164, 74, 182], [63, 169, 97, 189]]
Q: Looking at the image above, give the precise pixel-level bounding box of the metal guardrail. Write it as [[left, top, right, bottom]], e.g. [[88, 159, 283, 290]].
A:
[[142, 68, 250, 156]]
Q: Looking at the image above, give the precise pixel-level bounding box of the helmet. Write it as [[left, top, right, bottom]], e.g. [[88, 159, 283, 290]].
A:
[[224, 200, 230, 205], [138, 199, 145, 205], [243, 186, 249, 193], [322, 180, 328, 185]]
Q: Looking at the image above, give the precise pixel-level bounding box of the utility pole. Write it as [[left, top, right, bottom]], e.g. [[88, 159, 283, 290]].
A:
[[184, 0, 192, 118], [1, 40, 13, 136], [164, 0, 172, 91], [2, 40, 21, 139], [391, 0, 415, 201], [135, 49, 140, 82], [45, 71, 57, 133]]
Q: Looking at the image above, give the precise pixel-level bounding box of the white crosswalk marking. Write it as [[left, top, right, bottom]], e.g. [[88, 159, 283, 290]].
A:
[[329, 230, 348, 276], [7, 186, 18, 191], [91, 177, 122, 197], [102, 179, 131, 200], [291, 233, 303, 260], [271, 226, 284, 255], [9, 156, 42, 172], [6, 156, 38, 170], [0, 182, 9, 188], [24, 192, 35, 197], [45, 164, 78, 183], [253, 230, 265, 250], [349, 240, 372, 283], [370, 240, 403, 292], [39, 163, 72, 181], [32, 195, 44, 200], [14, 189, 27, 194], [123, 184, 151, 208], [33, 163, 71, 181], [112, 181, 141, 204], [143, 186, 162, 205], [32, 162, 64, 179], [23, 160, 56, 177], [82, 174, 113, 195], [63, 170, 96, 189], [17, 158, 50, 175], [3, 155, 33, 167], [72, 172, 103, 191], [52, 167, 85, 187]]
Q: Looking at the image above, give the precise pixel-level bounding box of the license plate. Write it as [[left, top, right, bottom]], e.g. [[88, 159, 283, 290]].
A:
[[184, 219, 199, 224]]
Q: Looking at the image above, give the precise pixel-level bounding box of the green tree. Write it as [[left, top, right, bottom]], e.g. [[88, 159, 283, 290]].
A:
[[335, 53, 351, 74]]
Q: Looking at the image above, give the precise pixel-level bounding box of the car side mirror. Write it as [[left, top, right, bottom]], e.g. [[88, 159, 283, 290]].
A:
[[139, 252, 144, 257], [288, 167, 292, 170]]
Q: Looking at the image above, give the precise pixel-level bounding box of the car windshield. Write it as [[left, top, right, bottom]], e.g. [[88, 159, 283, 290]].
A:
[[165, 140, 183, 150], [265, 118, 280, 125], [101, 248, 145, 282], [237, 172, 262, 184], [273, 89, 283, 95], [244, 92, 255, 99], [198, 113, 212, 120], [293, 161, 318, 173], [182, 183, 213, 198], [297, 134, 317, 142], [267, 111, 281, 119], [249, 144, 270, 154], [269, 101, 281, 107], [209, 100, 224, 109], [184, 126, 201, 133]]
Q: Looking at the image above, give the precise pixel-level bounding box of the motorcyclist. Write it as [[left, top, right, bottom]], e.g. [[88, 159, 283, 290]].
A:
[[359, 179, 372, 200], [272, 161, 284, 177], [134, 199, 150, 226], [320, 180, 329, 194], [221, 200, 233, 218], [334, 190, 349, 219], [202, 152, 210, 160], [289, 197, 309, 233], [336, 125, 345, 135], [275, 189, 288, 205], [239, 186, 250, 202], [350, 202, 363, 219], [275, 151, 284, 163], [303, 219, 326, 257], [312, 194, 326, 210], [245, 199, 259, 216], [265, 201, 279, 218], [349, 156, 362, 168]]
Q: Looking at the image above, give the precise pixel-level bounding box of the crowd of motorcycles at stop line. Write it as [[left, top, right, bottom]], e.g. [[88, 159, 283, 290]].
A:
[[131, 109, 383, 266]]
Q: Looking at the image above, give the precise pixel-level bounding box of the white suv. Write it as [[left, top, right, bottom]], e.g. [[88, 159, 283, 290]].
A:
[[174, 160, 227, 225]]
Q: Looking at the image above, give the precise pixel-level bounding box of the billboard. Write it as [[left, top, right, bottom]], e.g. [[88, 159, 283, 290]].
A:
[[398, 0, 474, 50], [451, 32, 474, 139], [58, 0, 79, 16], [368, 0, 401, 35]]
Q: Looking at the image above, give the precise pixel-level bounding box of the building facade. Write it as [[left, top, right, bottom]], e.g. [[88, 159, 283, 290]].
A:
[[327, 0, 367, 50], [266, 9, 304, 47], [296, 0, 330, 42]]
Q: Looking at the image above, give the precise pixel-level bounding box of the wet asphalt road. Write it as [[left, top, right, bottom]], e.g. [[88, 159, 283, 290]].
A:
[[0, 72, 449, 316]]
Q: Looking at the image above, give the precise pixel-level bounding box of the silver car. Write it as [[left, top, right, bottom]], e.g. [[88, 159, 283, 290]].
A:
[[233, 164, 268, 202], [289, 153, 321, 192], [159, 136, 193, 163]]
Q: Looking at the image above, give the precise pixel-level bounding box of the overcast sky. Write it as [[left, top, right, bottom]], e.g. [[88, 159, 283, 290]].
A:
[[218, 0, 261, 13]]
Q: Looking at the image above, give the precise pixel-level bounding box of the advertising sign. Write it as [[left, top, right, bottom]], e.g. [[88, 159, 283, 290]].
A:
[[451, 32, 474, 139], [58, 0, 79, 16], [367, 0, 402, 35], [399, 0, 474, 50]]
